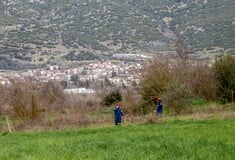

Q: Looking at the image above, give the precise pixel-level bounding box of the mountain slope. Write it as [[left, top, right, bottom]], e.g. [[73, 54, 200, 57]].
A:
[[0, 0, 234, 68]]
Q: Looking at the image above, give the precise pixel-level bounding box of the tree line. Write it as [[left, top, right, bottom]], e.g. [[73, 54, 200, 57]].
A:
[[0, 44, 234, 130]]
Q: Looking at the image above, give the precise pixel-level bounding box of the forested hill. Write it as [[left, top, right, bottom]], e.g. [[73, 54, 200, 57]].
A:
[[0, 0, 234, 68]]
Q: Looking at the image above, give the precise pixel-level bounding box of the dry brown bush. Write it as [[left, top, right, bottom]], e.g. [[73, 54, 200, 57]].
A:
[[188, 64, 217, 100], [0, 78, 42, 120], [0, 77, 102, 131], [140, 54, 172, 102], [140, 40, 217, 114], [122, 89, 142, 115]]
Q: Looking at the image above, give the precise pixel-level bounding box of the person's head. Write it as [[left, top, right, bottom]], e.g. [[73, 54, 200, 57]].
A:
[[157, 97, 161, 102], [116, 102, 121, 107]]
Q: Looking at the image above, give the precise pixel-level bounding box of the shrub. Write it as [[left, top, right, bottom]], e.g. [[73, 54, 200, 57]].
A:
[[140, 40, 218, 114], [5, 78, 43, 120], [103, 89, 122, 106], [0, 78, 67, 120], [122, 89, 142, 115], [213, 55, 235, 103], [189, 64, 217, 100], [163, 83, 192, 114], [140, 55, 171, 103]]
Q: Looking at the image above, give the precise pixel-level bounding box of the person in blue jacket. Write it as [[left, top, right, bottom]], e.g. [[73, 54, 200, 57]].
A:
[[114, 102, 123, 125], [149, 97, 163, 116], [156, 97, 163, 116]]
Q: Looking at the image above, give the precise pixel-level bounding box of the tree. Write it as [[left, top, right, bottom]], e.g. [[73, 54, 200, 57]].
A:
[[70, 74, 79, 86], [140, 55, 171, 103], [103, 90, 122, 106], [213, 55, 235, 103], [139, 39, 217, 114]]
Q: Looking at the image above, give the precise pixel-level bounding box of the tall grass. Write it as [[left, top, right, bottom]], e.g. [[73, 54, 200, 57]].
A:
[[0, 119, 235, 160]]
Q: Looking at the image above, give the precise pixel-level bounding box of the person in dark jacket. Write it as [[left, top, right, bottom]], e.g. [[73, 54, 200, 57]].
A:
[[156, 97, 163, 116], [114, 102, 123, 125], [149, 97, 163, 116]]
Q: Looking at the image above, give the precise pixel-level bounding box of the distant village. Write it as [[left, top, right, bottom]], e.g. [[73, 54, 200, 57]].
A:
[[0, 60, 143, 94]]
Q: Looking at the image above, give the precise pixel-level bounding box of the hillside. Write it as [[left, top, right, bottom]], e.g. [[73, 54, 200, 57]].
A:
[[0, 0, 234, 69]]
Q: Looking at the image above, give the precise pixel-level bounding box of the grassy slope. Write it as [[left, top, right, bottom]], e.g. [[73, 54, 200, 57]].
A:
[[0, 119, 235, 160]]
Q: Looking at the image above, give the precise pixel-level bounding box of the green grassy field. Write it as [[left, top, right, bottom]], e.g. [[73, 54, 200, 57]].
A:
[[0, 119, 235, 160]]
